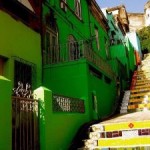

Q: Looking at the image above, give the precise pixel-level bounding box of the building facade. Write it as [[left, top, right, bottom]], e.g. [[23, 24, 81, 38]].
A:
[[0, 0, 42, 149], [0, 0, 137, 150], [128, 13, 145, 32], [128, 0, 150, 31], [42, 0, 119, 149]]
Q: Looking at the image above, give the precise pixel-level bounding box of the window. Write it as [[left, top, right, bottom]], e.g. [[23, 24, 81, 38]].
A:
[[104, 76, 111, 84], [60, 0, 67, 11], [44, 13, 59, 64], [68, 35, 80, 60], [94, 27, 100, 50], [13, 60, 32, 98], [89, 66, 102, 79], [13, 59, 36, 98], [45, 29, 58, 63], [105, 37, 110, 58], [75, 0, 81, 18], [14, 60, 32, 87]]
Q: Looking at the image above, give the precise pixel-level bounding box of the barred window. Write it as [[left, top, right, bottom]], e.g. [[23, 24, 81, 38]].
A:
[[44, 13, 59, 64], [14, 60, 32, 87], [13, 59, 36, 98]]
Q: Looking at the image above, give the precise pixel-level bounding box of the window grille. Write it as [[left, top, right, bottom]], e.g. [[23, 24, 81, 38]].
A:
[[53, 94, 85, 113], [12, 57, 36, 98]]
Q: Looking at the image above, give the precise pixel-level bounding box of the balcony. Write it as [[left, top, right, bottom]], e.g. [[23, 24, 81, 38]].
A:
[[43, 40, 116, 79]]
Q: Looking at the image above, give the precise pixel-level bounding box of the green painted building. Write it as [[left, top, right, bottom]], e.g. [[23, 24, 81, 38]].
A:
[[102, 6, 136, 91], [0, 1, 42, 149], [102, 8, 129, 92], [42, 0, 122, 149], [0, 0, 137, 150]]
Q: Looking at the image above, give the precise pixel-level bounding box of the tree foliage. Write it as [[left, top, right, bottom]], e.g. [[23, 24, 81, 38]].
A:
[[137, 26, 150, 51]]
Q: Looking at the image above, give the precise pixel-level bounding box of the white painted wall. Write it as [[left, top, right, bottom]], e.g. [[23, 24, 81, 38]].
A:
[[126, 32, 142, 58]]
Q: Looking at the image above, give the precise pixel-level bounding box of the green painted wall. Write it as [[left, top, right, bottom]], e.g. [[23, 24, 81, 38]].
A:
[[110, 44, 128, 67], [0, 10, 42, 88], [43, 60, 91, 149], [89, 12, 109, 59], [34, 87, 52, 150], [42, 1, 118, 149], [110, 44, 129, 77], [43, 60, 118, 149], [88, 69, 117, 119], [126, 38, 136, 72], [109, 44, 133, 90], [0, 76, 12, 150]]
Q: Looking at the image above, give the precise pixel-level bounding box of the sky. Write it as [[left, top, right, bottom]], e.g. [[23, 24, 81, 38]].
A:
[[96, 0, 148, 13]]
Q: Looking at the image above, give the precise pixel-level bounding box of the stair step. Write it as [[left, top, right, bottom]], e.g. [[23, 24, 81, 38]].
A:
[[128, 103, 150, 110], [131, 88, 150, 93], [121, 106, 128, 110], [133, 74, 150, 78], [121, 102, 128, 105], [130, 93, 150, 98], [129, 97, 150, 103], [136, 79, 150, 82], [131, 85, 150, 90], [122, 99, 130, 102], [98, 137, 150, 148], [120, 109, 127, 114]]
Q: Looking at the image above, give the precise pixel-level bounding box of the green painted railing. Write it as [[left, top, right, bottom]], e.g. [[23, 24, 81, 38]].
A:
[[43, 40, 116, 79]]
